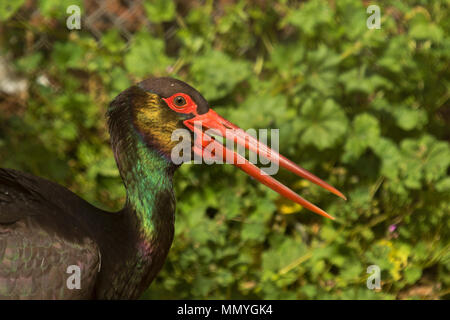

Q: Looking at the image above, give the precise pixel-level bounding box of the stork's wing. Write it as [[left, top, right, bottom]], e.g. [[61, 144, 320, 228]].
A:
[[0, 168, 101, 299]]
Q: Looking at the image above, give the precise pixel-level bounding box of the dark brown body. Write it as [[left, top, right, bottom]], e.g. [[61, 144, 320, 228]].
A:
[[0, 168, 175, 299]]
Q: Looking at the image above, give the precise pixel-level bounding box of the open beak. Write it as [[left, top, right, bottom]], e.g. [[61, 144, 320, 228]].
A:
[[184, 109, 346, 220]]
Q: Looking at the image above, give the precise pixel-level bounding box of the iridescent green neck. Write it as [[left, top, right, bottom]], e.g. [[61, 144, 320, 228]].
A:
[[102, 88, 177, 298], [106, 86, 178, 239], [114, 130, 176, 237]]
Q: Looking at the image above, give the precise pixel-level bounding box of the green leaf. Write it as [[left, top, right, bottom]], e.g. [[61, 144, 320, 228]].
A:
[[51, 42, 84, 70], [108, 67, 131, 97], [302, 45, 341, 95], [378, 36, 415, 73], [339, 260, 363, 282], [436, 177, 450, 192], [343, 113, 380, 162], [101, 30, 126, 53], [0, 0, 25, 21], [241, 222, 266, 242], [404, 266, 422, 284], [39, 0, 83, 19], [335, 0, 367, 40], [282, 0, 332, 35], [262, 237, 307, 273], [296, 98, 348, 150], [391, 107, 428, 131], [301, 284, 317, 298], [268, 44, 305, 78], [339, 69, 391, 94], [223, 92, 291, 129], [15, 53, 43, 73], [371, 138, 398, 181], [190, 50, 251, 100], [401, 135, 450, 186], [409, 22, 444, 43], [144, 0, 175, 23], [124, 32, 173, 77]]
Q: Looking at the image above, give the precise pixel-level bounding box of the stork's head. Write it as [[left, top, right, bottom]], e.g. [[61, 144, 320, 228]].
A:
[[108, 77, 346, 219]]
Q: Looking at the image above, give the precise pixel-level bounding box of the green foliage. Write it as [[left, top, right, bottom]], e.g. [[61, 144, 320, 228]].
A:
[[40, 0, 83, 19], [0, 0, 25, 21], [296, 98, 348, 150], [144, 0, 176, 23], [1, 0, 449, 299], [125, 31, 174, 77], [190, 50, 251, 100]]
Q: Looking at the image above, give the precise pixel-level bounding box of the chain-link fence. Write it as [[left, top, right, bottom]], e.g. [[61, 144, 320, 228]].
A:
[[3, 0, 164, 51]]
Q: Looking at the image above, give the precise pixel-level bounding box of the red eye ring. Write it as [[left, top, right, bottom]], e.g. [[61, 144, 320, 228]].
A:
[[163, 93, 198, 115]]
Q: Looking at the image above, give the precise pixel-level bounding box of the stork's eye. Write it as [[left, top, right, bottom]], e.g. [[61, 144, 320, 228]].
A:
[[163, 93, 197, 115], [174, 96, 187, 107]]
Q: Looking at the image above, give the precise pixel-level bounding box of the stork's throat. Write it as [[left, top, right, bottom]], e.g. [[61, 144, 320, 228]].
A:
[[119, 132, 176, 236]]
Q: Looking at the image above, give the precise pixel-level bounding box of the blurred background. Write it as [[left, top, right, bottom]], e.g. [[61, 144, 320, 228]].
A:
[[0, 0, 449, 299]]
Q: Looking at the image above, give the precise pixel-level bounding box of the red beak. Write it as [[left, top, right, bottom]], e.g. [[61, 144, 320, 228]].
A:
[[184, 109, 346, 220]]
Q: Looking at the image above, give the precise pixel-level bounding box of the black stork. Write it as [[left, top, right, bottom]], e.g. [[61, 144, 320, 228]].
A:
[[0, 77, 346, 299]]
